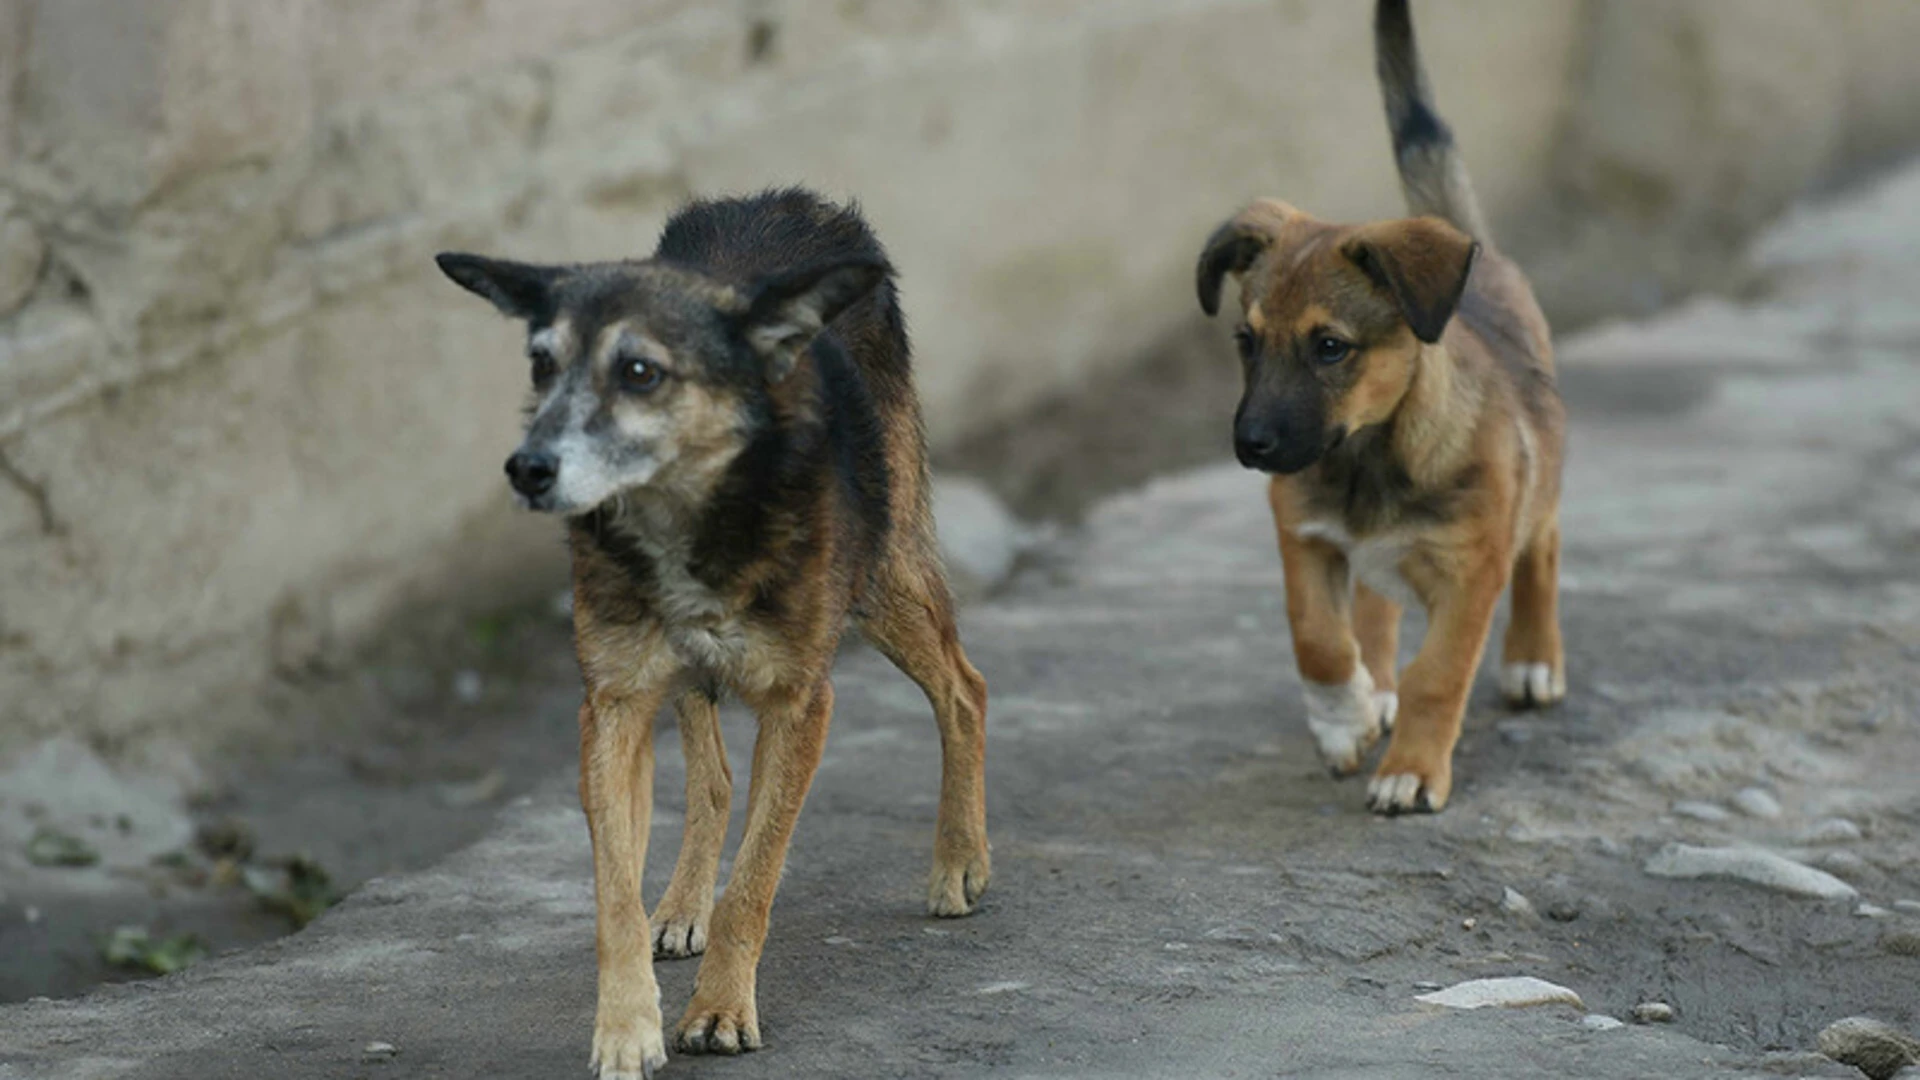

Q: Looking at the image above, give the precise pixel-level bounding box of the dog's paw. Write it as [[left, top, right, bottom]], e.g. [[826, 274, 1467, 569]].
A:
[[674, 1000, 762, 1056], [650, 905, 709, 960], [928, 845, 991, 918], [1366, 748, 1451, 816], [1303, 669, 1390, 777], [1500, 662, 1565, 709], [591, 1015, 667, 1080]]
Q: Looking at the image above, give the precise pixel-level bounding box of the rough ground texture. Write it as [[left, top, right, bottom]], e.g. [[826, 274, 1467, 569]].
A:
[[8, 173, 1920, 1080]]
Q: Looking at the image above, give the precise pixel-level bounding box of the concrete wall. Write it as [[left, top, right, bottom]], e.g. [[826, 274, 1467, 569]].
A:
[[2, 0, 1918, 762]]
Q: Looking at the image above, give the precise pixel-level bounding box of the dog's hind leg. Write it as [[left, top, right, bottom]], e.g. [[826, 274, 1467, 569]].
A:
[[652, 689, 732, 960], [860, 554, 991, 918], [675, 678, 834, 1056], [1501, 514, 1565, 708], [1353, 583, 1403, 731]]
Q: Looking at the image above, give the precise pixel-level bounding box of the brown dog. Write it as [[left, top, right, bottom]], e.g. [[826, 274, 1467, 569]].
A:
[[1195, 0, 1566, 815], [437, 189, 990, 1078]]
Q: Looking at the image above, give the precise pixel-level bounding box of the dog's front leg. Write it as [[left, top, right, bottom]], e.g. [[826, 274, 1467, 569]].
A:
[[581, 682, 672, 1080], [1367, 560, 1505, 815], [1277, 517, 1389, 776], [674, 678, 834, 1055], [652, 689, 732, 959]]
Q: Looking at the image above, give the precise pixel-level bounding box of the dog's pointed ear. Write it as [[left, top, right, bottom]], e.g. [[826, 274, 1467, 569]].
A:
[[1196, 199, 1296, 317], [434, 253, 560, 320], [739, 257, 889, 380], [1340, 218, 1478, 344]]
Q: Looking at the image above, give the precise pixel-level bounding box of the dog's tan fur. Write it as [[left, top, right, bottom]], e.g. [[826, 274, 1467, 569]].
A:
[[1197, 0, 1566, 814]]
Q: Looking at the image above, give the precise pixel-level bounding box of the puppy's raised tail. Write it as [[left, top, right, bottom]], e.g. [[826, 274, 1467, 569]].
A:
[[1375, 0, 1489, 242]]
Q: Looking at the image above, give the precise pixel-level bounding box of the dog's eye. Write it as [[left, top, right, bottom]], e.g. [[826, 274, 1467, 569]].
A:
[[1313, 335, 1352, 365], [528, 346, 558, 386], [617, 355, 666, 395], [1232, 327, 1257, 360]]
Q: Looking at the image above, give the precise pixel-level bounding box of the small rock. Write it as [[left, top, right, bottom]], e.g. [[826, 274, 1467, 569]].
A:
[[1633, 1002, 1675, 1024], [1415, 977, 1585, 1011], [452, 669, 484, 704], [1882, 930, 1920, 957], [1672, 800, 1732, 823], [1582, 1014, 1626, 1032], [931, 476, 1028, 598], [1461, 917, 1478, 931], [1732, 787, 1783, 820], [1820, 851, 1871, 878], [363, 1041, 399, 1060], [1645, 843, 1858, 900], [1546, 899, 1583, 923], [1894, 900, 1920, 915], [1500, 887, 1540, 921], [1412, 981, 1443, 992], [1818, 1016, 1920, 1080], [1857, 903, 1892, 919], [1801, 817, 1864, 845]]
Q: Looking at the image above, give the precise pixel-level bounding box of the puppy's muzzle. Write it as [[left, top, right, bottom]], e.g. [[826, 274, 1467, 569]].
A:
[[505, 449, 559, 500], [1234, 420, 1325, 475]]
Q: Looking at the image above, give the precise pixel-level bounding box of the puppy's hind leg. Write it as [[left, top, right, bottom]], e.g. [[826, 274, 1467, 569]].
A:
[[860, 553, 991, 918], [1501, 515, 1565, 708], [652, 689, 732, 960]]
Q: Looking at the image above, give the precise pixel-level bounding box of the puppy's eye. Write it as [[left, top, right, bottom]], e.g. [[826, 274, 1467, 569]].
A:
[[528, 346, 558, 386], [1313, 335, 1352, 365], [1232, 327, 1257, 360], [617, 355, 666, 395]]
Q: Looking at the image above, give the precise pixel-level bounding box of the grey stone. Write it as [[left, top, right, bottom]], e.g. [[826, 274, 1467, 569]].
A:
[[1882, 930, 1920, 958], [1801, 817, 1863, 844], [931, 475, 1028, 599], [1645, 844, 1859, 901], [1500, 887, 1541, 922], [1633, 1002, 1676, 1024], [1582, 1014, 1626, 1032], [1416, 977, 1585, 1011], [1732, 787, 1784, 820], [1672, 800, 1733, 823], [1818, 1017, 1920, 1080]]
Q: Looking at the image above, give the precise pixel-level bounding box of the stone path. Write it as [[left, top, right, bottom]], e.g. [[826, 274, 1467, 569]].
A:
[[7, 169, 1920, 1080]]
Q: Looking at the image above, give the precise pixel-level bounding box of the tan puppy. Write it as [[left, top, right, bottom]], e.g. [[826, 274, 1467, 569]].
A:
[[1195, 0, 1566, 815]]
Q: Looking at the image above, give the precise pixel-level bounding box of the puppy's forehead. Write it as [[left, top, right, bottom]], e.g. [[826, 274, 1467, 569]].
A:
[[1248, 224, 1395, 336]]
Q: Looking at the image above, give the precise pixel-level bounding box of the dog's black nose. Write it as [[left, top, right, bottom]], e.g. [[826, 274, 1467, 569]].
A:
[[505, 450, 558, 497]]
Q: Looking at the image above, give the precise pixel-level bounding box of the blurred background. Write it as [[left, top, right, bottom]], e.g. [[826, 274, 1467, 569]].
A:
[[5, 0, 1920, 1005]]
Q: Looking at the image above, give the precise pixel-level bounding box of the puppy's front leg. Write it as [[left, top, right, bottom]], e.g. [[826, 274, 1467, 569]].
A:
[[581, 683, 671, 1080], [1368, 561, 1504, 815], [675, 678, 834, 1055], [1277, 515, 1387, 776]]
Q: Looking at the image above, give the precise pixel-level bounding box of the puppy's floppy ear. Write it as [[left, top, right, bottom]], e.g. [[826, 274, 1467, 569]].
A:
[[1196, 199, 1296, 316], [434, 253, 561, 320], [739, 257, 889, 380], [1340, 218, 1478, 344]]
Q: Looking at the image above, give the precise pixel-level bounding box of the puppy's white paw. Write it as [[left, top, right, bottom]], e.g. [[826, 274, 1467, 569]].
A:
[[1303, 668, 1389, 777], [1372, 690, 1399, 732], [592, 992, 667, 1080], [1501, 662, 1565, 708], [591, 1026, 667, 1080]]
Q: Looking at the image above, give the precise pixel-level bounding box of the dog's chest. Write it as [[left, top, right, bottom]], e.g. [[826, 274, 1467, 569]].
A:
[[626, 532, 753, 674], [1297, 519, 1420, 609]]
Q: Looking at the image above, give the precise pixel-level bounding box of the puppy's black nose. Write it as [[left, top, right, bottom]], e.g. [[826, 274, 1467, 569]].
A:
[[1234, 430, 1281, 470], [505, 450, 558, 497]]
